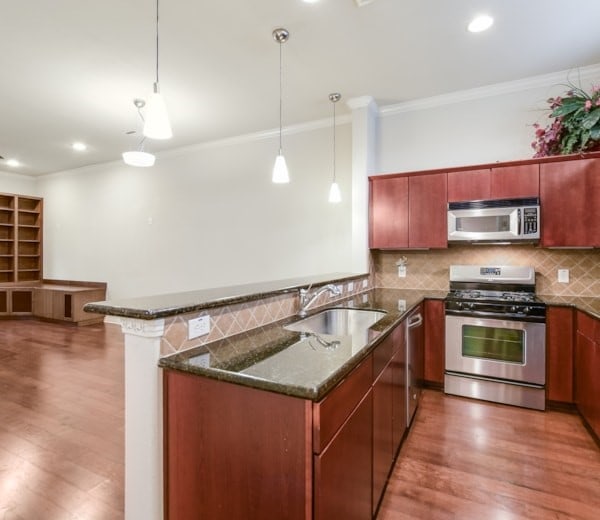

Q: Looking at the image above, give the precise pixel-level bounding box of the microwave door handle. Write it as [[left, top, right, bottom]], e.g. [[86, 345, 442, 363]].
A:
[[518, 208, 522, 235]]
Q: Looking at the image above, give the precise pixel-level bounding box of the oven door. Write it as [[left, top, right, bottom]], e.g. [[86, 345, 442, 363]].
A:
[[445, 315, 545, 385]]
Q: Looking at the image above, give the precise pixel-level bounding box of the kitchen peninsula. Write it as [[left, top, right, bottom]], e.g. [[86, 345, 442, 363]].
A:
[[86, 268, 599, 519]]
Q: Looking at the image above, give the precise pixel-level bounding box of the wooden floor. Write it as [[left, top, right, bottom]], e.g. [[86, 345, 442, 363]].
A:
[[0, 320, 124, 520], [1, 320, 599, 519], [378, 390, 600, 520]]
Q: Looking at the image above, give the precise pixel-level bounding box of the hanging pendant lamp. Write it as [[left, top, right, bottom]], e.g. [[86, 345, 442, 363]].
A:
[[272, 28, 290, 184], [144, 0, 172, 140], [328, 93, 342, 203], [123, 99, 156, 167]]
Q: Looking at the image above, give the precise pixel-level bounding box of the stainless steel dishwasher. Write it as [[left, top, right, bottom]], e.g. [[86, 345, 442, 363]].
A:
[[406, 305, 424, 425]]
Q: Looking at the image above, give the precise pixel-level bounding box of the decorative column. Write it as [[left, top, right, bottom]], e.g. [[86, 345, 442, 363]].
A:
[[347, 96, 379, 274], [120, 318, 166, 520]]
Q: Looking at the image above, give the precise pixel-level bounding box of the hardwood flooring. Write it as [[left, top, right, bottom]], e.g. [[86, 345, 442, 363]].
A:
[[378, 390, 600, 520], [0, 319, 124, 520], [1, 320, 599, 519]]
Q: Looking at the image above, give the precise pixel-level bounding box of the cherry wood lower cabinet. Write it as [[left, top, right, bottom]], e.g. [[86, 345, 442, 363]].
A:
[[164, 370, 313, 520], [424, 299, 445, 385], [314, 391, 373, 520], [575, 311, 600, 438], [164, 321, 414, 519], [546, 306, 574, 403]]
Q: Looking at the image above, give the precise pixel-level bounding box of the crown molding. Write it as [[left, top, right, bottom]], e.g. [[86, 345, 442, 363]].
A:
[[379, 63, 600, 117]]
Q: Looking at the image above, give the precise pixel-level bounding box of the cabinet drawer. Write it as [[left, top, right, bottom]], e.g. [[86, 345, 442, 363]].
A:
[[577, 311, 600, 343], [313, 355, 373, 453]]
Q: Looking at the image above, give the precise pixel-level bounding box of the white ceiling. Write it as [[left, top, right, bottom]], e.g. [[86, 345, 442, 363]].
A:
[[2, 0, 600, 176]]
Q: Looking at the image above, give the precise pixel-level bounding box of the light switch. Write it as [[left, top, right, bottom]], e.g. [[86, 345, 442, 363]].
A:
[[557, 269, 569, 284]]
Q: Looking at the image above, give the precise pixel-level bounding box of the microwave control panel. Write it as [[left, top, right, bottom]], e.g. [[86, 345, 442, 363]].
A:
[[522, 207, 538, 235]]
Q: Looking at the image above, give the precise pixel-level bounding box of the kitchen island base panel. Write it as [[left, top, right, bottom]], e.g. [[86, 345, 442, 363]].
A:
[[164, 370, 312, 520], [445, 373, 545, 411]]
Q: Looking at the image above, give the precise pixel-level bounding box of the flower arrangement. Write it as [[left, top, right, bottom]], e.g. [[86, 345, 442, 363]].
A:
[[531, 83, 600, 157]]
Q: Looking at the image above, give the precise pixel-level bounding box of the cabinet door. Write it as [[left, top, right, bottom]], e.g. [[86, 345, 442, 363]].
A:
[[546, 306, 574, 403], [491, 164, 539, 199], [447, 169, 490, 202], [314, 391, 373, 520], [372, 362, 393, 515], [0, 290, 8, 314], [369, 176, 409, 248], [408, 173, 448, 248], [391, 324, 407, 453], [575, 332, 600, 438], [424, 299, 445, 385], [540, 158, 600, 247]]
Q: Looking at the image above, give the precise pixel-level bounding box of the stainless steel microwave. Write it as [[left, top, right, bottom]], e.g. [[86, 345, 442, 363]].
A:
[[447, 197, 540, 243]]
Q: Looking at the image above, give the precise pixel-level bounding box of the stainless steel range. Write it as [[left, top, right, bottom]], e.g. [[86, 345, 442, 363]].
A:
[[444, 265, 546, 410]]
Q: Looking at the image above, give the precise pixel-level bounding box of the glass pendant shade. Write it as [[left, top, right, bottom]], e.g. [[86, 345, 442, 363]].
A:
[[272, 153, 290, 183], [328, 181, 342, 203], [122, 150, 156, 167], [143, 84, 172, 140]]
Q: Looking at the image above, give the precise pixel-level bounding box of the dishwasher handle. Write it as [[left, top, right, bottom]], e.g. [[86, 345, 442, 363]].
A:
[[407, 313, 423, 329]]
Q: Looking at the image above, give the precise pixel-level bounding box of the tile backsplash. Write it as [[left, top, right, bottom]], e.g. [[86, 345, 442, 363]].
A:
[[373, 246, 600, 297], [160, 275, 372, 357]]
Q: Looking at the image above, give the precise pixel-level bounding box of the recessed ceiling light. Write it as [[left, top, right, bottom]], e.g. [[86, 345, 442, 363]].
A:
[[303, 0, 319, 3], [6, 159, 20, 167], [468, 15, 494, 33], [72, 142, 87, 151]]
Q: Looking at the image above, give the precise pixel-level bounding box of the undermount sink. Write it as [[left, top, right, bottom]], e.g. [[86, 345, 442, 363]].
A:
[[285, 308, 387, 336]]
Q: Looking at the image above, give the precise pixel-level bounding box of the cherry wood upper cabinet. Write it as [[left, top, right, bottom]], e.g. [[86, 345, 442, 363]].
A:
[[540, 158, 600, 247], [447, 169, 490, 202], [408, 173, 448, 248], [490, 164, 539, 199], [369, 176, 409, 248], [448, 164, 539, 202]]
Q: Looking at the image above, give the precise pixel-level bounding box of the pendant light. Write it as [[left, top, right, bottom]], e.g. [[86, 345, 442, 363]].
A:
[[123, 99, 156, 167], [328, 93, 342, 203], [143, 0, 172, 140], [272, 28, 290, 184]]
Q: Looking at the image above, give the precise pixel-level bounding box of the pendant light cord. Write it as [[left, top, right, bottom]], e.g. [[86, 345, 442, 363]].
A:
[[278, 40, 283, 153], [155, 0, 160, 88], [332, 101, 336, 182]]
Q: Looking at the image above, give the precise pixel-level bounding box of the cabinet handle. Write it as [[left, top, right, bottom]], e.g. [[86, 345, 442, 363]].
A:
[[407, 314, 423, 328]]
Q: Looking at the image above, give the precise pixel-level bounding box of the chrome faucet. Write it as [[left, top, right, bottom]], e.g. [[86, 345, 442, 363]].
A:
[[298, 284, 342, 317]]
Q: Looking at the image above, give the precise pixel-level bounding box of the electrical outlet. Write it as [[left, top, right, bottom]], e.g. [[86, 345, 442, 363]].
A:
[[188, 315, 211, 339], [347, 281, 354, 293], [398, 265, 407, 278], [194, 352, 211, 368], [557, 269, 570, 284], [397, 299, 406, 312]]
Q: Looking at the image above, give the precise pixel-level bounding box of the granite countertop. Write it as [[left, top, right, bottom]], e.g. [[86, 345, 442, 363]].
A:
[[83, 273, 366, 319], [539, 295, 600, 320], [159, 288, 446, 401]]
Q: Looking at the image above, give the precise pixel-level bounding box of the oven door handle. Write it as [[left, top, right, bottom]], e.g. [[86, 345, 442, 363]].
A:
[[407, 313, 423, 328]]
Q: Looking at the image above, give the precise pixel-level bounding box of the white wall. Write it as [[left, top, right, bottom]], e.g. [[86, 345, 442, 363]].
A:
[[37, 124, 353, 299], [0, 170, 38, 196], [376, 66, 600, 174]]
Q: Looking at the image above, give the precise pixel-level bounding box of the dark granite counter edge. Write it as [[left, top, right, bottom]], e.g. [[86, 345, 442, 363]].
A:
[[83, 272, 368, 320], [539, 296, 600, 320], [159, 290, 447, 401]]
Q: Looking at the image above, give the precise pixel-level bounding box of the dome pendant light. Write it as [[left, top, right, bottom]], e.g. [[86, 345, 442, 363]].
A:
[[272, 28, 290, 184], [123, 99, 156, 167], [328, 93, 342, 203], [143, 0, 172, 140]]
